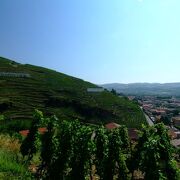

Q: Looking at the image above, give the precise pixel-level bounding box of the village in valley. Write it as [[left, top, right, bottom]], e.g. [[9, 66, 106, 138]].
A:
[[87, 88, 180, 147], [128, 95, 180, 147]]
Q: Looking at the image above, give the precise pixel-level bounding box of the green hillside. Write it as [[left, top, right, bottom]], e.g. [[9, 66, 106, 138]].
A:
[[0, 57, 146, 130]]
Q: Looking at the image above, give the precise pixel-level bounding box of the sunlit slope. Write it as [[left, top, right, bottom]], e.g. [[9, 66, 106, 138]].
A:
[[0, 57, 146, 128]]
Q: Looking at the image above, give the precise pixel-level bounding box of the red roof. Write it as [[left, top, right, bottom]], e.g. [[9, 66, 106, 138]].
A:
[[105, 122, 120, 129], [38, 127, 48, 134], [19, 127, 48, 137], [168, 129, 177, 139], [128, 128, 139, 140], [19, 130, 29, 136], [105, 123, 139, 141]]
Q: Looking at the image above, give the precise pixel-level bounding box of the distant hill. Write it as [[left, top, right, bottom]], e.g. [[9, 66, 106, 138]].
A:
[[0, 57, 146, 131], [101, 83, 180, 96]]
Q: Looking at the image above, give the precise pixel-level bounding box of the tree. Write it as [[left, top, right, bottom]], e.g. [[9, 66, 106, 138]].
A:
[[20, 109, 43, 161], [47, 120, 79, 179], [94, 127, 109, 180], [111, 88, 117, 95], [39, 115, 59, 178], [172, 109, 179, 116], [160, 116, 171, 126], [135, 123, 180, 180], [104, 129, 129, 180], [19, 113, 180, 179], [119, 126, 130, 153], [69, 124, 94, 180]]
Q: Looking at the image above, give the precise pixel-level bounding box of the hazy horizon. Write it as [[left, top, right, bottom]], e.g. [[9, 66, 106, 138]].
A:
[[1, 0, 180, 84], [101, 82, 180, 85]]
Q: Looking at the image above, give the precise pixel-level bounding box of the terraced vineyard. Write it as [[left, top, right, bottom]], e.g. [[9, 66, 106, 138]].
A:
[[0, 57, 147, 131]]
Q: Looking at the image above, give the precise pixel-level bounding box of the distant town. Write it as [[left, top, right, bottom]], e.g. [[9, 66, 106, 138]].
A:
[[127, 95, 180, 147]]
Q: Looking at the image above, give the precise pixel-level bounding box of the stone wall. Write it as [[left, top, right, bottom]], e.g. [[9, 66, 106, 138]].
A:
[[0, 72, 31, 78]]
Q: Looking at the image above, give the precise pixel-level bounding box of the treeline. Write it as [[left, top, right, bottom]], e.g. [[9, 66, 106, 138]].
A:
[[20, 110, 180, 180]]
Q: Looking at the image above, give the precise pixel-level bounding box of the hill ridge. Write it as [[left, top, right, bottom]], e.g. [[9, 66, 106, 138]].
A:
[[102, 82, 180, 96], [0, 57, 146, 131]]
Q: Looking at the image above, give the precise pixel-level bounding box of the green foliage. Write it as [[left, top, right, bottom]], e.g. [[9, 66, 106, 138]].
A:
[[18, 111, 179, 179], [135, 123, 180, 180], [111, 88, 117, 95], [0, 149, 31, 178], [0, 119, 32, 134], [0, 56, 146, 129], [0, 115, 4, 121], [31, 113, 134, 179], [47, 120, 78, 179], [119, 125, 130, 153], [160, 116, 171, 126], [69, 124, 94, 179], [20, 109, 43, 160], [105, 129, 129, 180], [94, 127, 109, 179], [166, 160, 180, 180], [39, 115, 59, 178]]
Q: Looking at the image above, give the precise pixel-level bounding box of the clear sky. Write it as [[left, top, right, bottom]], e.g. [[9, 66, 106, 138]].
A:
[[0, 0, 180, 84]]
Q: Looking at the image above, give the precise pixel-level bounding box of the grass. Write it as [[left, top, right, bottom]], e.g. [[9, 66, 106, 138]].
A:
[[0, 56, 147, 131], [0, 134, 33, 179]]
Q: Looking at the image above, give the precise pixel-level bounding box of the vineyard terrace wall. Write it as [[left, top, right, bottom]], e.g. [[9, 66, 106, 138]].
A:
[[0, 72, 31, 78]]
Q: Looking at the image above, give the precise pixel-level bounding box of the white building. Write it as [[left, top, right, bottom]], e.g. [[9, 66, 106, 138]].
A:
[[87, 88, 104, 93], [0, 72, 31, 78]]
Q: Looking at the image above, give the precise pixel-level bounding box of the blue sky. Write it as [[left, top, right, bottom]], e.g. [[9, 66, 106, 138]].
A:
[[0, 0, 180, 84]]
